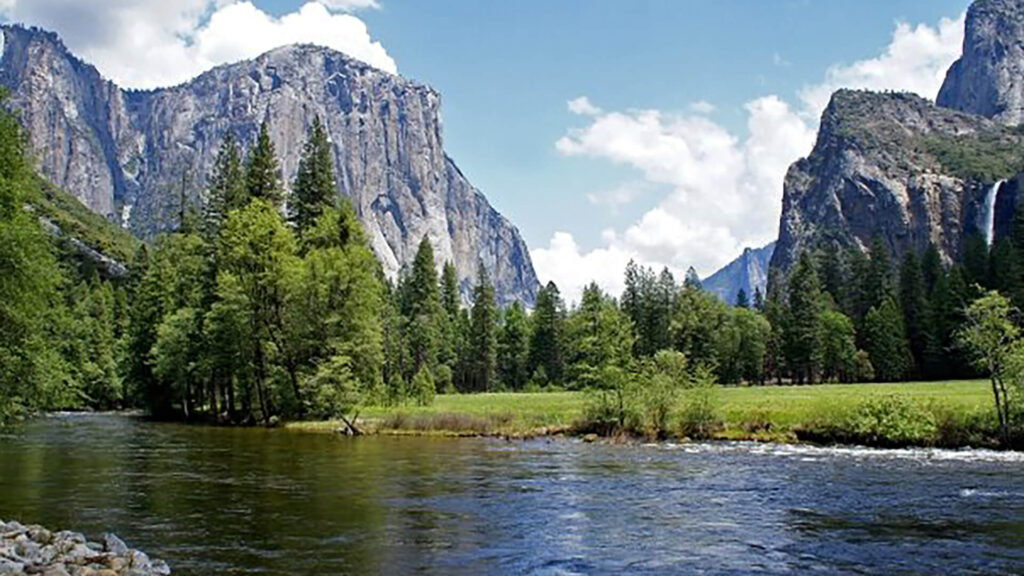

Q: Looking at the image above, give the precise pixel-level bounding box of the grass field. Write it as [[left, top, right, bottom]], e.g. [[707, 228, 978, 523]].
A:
[[288, 380, 995, 443]]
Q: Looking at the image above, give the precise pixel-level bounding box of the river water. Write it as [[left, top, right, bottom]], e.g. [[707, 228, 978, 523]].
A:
[[1, 414, 1023, 575]]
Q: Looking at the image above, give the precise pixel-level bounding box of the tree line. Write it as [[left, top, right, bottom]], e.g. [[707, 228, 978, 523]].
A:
[[2, 94, 1021, 428]]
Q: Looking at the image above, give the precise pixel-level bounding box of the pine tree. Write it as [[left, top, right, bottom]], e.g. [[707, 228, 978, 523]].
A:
[[753, 286, 765, 311], [989, 238, 1023, 305], [899, 250, 929, 377], [784, 252, 822, 384], [245, 120, 283, 207], [403, 237, 442, 375], [865, 236, 894, 312], [963, 234, 990, 289], [290, 116, 337, 238], [204, 133, 247, 241], [921, 244, 943, 295], [565, 282, 633, 389], [684, 267, 703, 290], [438, 261, 461, 370], [735, 288, 749, 309], [469, 262, 498, 391], [528, 281, 566, 385], [817, 243, 844, 308], [498, 301, 530, 390], [863, 296, 911, 381]]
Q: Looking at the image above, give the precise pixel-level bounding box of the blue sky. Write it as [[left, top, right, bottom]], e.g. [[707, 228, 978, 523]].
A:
[[2, 0, 971, 301]]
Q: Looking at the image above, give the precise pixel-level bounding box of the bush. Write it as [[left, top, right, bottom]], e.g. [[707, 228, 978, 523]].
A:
[[412, 366, 436, 407], [678, 365, 720, 439], [849, 395, 937, 446], [580, 366, 634, 436], [303, 355, 361, 419]]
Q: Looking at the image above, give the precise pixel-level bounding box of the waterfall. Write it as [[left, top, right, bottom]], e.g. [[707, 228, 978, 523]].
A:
[[983, 180, 1005, 247]]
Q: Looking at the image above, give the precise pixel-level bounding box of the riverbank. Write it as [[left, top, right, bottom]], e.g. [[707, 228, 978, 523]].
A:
[[286, 380, 1006, 448], [0, 519, 170, 575]]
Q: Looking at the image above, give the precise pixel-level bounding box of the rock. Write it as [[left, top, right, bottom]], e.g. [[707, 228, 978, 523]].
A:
[[0, 521, 169, 575], [582, 433, 598, 443], [938, 0, 1024, 126], [701, 242, 774, 306], [770, 89, 1024, 277], [0, 24, 539, 306], [101, 534, 127, 556]]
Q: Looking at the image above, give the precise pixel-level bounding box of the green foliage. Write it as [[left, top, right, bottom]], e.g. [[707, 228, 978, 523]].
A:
[[304, 354, 362, 419], [204, 133, 247, 240], [468, 263, 498, 391], [291, 116, 337, 238], [920, 131, 1024, 183], [412, 365, 436, 407], [864, 296, 911, 382], [566, 283, 634, 390], [245, 120, 283, 207], [498, 301, 530, 390], [715, 307, 769, 384], [528, 281, 566, 385], [402, 237, 443, 375], [817, 308, 858, 382], [846, 395, 938, 447], [677, 364, 720, 440], [785, 252, 823, 383]]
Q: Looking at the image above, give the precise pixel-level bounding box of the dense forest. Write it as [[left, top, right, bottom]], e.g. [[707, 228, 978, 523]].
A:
[[1, 99, 1020, 429]]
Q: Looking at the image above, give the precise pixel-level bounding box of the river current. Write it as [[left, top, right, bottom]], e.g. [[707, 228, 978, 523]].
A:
[[1, 414, 1022, 574]]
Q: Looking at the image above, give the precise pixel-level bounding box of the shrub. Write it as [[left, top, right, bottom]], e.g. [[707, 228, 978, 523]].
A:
[[412, 366, 436, 407], [849, 395, 937, 447], [678, 365, 720, 439]]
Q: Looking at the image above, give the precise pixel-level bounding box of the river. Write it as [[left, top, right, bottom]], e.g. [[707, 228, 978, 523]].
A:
[[1, 413, 1023, 574]]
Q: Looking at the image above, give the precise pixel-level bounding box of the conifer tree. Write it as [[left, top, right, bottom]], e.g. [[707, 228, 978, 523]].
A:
[[245, 120, 283, 207], [899, 250, 929, 376], [684, 267, 703, 290], [528, 281, 566, 385], [404, 237, 442, 374], [864, 296, 911, 381], [498, 301, 530, 390], [735, 288, 749, 309], [784, 252, 822, 384], [291, 116, 337, 237], [753, 286, 765, 311], [204, 133, 247, 241], [468, 263, 498, 391]]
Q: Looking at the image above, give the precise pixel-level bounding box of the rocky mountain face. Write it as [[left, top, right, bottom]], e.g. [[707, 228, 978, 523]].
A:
[[937, 0, 1024, 126], [770, 89, 1024, 274], [702, 242, 774, 306], [0, 25, 538, 306]]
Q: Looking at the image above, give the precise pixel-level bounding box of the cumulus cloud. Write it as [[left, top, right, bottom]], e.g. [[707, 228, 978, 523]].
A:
[[586, 181, 649, 213], [0, 0, 396, 88], [567, 96, 602, 116], [798, 14, 964, 118], [537, 12, 965, 303], [689, 100, 716, 114]]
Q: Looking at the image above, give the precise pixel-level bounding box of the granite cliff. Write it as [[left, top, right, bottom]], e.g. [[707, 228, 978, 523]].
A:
[[0, 25, 538, 305]]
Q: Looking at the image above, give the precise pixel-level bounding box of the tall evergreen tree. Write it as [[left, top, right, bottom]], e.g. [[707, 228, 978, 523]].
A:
[[683, 266, 703, 290], [203, 133, 247, 241], [565, 283, 634, 389], [753, 286, 765, 311], [899, 250, 929, 376], [468, 263, 498, 391], [497, 301, 530, 390], [784, 252, 822, 384], [245, 120, 283, 207], [290, 116, 337, 237], [963, 234, 990, 290], [403, 237, 443, 375], [865, 236, 894, 312], [817, 243, 845, 308], [863, 296, 911, 382], [528, 281, 566, 385], [735, 288, 749, 309]]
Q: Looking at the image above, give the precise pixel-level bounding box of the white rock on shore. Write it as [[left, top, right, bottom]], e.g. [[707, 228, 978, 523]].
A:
[[0, 520, 170, 575]]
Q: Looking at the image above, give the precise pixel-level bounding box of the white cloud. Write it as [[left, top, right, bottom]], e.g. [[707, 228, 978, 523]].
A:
[[320, 0, 380, 11], [798, 14, 964, 118], [586, 181, 648, 213], [567, 96, 602, 116], [689, 100, 716, 114], [531, 232, 634, 307], [1, 0, 396, 89], [537, 12, 965, 303]]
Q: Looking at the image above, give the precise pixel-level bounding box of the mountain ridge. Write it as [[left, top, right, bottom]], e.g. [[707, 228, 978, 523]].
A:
[[0, 24, 539, 305]]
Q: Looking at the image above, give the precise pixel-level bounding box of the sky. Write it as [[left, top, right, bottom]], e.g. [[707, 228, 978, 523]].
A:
[[1, 0, 971, 303]]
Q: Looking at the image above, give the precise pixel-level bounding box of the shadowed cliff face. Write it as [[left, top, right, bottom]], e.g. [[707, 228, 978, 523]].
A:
[[770, 89, 1024, 275], [0, 25, 538, 306], [938, 0, 1024, 126]]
